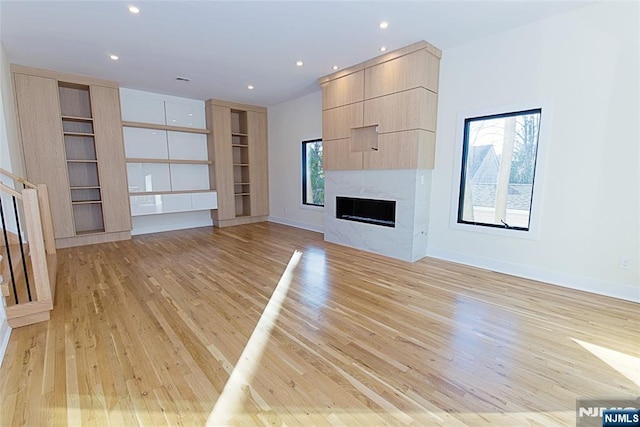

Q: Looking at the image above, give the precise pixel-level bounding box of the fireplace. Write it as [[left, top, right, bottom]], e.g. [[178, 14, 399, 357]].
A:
[[336, 196, 396, 227]]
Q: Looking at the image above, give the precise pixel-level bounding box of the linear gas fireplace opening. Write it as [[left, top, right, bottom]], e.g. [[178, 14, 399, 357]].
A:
[[336, 196, 396, 228]]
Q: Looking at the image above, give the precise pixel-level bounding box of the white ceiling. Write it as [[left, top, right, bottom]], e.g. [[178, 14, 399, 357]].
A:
[[1, 1, 595, 106]]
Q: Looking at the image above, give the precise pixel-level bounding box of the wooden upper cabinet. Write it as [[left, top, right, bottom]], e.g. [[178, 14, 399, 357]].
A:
[[364, 49, 440, 98], [323, 139, 363, 171], [91, 85, 131, 233], [318, 41, 441, 171], [13, 73, 75, 239], [321, 70, 364, 110], [363, 88, 438, 133], [322, 103, 363, 141], [363, 130, 435, 170]]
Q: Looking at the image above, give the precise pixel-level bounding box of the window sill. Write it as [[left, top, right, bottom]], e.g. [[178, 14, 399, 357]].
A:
[[300, 204, 324, 211]]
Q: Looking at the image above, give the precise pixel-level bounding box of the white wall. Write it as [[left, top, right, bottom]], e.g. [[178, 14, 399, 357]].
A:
[[267, 91, 324, 232], [428, 1, 639, 301], [0, 41, 20, 365]]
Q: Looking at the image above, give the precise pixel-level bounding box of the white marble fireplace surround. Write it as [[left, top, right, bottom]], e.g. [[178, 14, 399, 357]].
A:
[[324, 169, 432, 262]]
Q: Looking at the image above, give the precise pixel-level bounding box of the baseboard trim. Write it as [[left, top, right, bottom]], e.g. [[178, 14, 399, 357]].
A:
[[268, 216, 324, 234], [426, 247, 639, 303], [0, 317, 11, 368]]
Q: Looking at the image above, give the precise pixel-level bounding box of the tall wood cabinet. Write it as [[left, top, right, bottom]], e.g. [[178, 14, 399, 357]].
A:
[[11, 65, 131, 248], [318, 41, 441, 171], [206, 100, 268, 227]]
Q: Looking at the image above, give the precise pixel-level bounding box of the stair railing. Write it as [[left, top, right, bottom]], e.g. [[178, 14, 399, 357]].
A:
[[0, 169, 56, 327]]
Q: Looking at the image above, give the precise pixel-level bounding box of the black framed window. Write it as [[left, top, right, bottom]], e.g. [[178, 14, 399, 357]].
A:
[[302, 139, 324, 207], [458, 109, 542, 231]]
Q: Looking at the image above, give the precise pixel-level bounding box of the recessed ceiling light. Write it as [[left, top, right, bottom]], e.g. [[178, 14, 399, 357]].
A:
[[332, 65, 339, 70], [296, 60, 303, 67], [379, 21, 389, 29], [247, 85, 254, 90], [128, 5, 140, 14], [109, 54, 119, 60], [379, 46, 387, 52]]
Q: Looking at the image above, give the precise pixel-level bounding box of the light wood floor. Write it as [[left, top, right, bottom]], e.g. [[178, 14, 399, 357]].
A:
[[0, 223, 638, 426]]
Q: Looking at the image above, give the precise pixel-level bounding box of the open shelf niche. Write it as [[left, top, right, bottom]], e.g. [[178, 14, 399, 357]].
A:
[[231, 109, 250, 217], [59, 82, 105, 235]]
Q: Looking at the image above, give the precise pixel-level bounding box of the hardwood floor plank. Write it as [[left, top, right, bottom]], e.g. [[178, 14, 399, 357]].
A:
[[1, 223, 638, 426]]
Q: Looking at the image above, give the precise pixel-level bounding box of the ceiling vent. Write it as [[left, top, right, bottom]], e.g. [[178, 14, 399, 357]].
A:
[[175, 76, 191, 82]]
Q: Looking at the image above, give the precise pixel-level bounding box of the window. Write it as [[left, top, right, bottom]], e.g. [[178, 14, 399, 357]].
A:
[[302, 139, 324, 207], [458, 109, 542, 231]]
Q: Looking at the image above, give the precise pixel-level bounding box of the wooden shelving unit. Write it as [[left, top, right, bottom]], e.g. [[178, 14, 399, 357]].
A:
[[231, 110, 250, 217], [206, 99, 269, 228], [59, 82, 105, 235], [12, 65, 132, 248]]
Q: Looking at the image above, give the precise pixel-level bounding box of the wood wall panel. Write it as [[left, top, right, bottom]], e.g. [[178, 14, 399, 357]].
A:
[[206, 103, 235, 221], [363, 88, 437, 133], [91, 85, 132, 232], [321, 70, 364, 110], [13, 73, 75, 238], [363, 130, 435, 170], [248, 111, 269, 216], [323, 139, 363, 171], [364, 49, 440, 98], [322, 103, 363, 141]]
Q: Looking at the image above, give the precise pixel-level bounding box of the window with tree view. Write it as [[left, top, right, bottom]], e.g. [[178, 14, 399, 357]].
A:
[[458, 109, 541, 231], [302, 139, 324, 207]]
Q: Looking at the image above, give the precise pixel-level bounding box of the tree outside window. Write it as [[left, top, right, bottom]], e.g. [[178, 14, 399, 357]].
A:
[[302, 139, 324, 207]]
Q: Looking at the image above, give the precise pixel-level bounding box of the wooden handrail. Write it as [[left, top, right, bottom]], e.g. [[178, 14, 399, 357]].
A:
[[0, 181, 23, 199], [21, 189, 51, 302], [2, 185, 57, 327], [0, 168, 37, 189]]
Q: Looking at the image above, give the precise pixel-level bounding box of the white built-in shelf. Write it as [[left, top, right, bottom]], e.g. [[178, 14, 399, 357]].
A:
[[122, 120, 210, 135], [126, 158, 212, 165], [128, 189, 215, 196]]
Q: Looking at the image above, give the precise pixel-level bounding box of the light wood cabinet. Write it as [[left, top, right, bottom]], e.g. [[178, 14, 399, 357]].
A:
[[364, 48, 440, 98], [206, 100, 268, 227], [13, 73, 75, 238], [363, 130, 435, 170], [321, 103, 363, 141], [318, 41, 441, 171], [11, 65, 131, 248], [324, 139, 363, 171], [363, 88, 437, 133], [322, 70, 364, 110]]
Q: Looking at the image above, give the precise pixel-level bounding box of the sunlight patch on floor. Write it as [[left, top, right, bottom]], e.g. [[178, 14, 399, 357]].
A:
[[572, 338, 640, 387], [207, 250, 302, 426]]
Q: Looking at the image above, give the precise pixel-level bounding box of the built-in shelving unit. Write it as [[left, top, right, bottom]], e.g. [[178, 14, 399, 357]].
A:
[[231, 110, 251, 217], [120, 89, 218, 220], [12, 65, 132, 248], [59, 82, 106, 235], [206, 99, 268, 228]]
